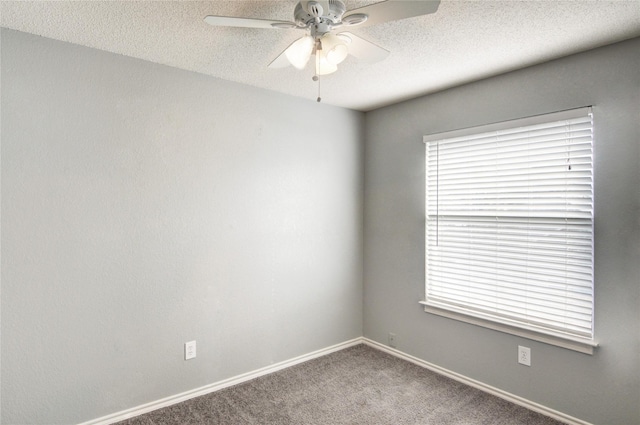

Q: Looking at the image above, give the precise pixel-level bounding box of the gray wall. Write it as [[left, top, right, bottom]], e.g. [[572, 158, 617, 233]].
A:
[[364, 37, 640, 425], [1, 29, 364, 425]]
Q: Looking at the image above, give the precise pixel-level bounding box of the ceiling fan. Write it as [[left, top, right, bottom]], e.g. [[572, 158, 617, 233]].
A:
[[204, 1, 440, 77]]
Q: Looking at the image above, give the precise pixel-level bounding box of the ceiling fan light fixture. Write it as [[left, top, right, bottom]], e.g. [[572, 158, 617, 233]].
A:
[[204, 0, 442, 96], [285, 35, 314, 69]]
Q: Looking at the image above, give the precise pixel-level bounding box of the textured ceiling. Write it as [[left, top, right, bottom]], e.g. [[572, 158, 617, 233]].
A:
[[2, 0, 640, 111]]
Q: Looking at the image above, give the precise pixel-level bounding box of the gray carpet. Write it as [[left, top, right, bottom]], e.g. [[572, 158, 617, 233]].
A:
[[115, 344, 564, 425]]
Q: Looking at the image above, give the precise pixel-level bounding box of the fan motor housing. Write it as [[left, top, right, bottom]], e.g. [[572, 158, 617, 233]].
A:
[[294, 0, 346, 26]]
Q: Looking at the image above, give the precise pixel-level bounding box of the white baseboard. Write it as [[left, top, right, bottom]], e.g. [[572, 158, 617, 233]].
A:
[[78, 338, 365, 425], [80, 336, 591, 425], [362, 338, 593, 425]]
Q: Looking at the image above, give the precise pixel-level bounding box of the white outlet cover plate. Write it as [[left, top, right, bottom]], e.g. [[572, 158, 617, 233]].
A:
[[185, 340, 196, 360], [518, 345, 531, 366]]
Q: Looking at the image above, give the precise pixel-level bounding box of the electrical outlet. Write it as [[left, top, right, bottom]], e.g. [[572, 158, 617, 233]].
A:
[[518, 345, 531, 366], [185, 340, 196, 360], [388, 332, 397, 348]]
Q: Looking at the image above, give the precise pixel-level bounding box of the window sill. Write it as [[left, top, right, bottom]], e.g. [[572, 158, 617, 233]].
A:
[[419, 302, 598, 355]]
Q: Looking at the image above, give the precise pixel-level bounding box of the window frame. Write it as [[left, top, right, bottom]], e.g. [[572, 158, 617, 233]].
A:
[[421, 107, 597, 354]]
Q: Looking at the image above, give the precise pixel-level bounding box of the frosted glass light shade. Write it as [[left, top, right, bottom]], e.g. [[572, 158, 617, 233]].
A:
[[321, 34, 349, 65], [315, 52, 337, 75], [285, 36, 314, 69]]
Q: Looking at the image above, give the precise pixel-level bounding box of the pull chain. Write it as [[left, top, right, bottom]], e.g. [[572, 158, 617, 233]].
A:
[[313, 40, 322, 102], [312, 70, 321, 102]]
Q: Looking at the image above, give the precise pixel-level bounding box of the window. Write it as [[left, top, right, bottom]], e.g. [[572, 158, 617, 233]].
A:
[[422, 108, 595, 353]]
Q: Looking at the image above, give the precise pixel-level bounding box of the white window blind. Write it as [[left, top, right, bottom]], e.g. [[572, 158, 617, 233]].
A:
[[423, 107, 594, 346]]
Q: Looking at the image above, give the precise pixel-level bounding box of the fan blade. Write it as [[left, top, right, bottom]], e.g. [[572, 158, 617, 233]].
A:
[[268, 48, 292, 69], [204, 15, 298, 29], [268, 36, 314, 69], [342, 0, 440, 28], [339, 32, 390, 63]]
